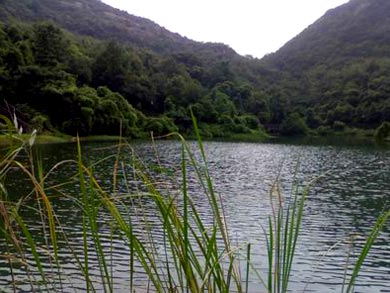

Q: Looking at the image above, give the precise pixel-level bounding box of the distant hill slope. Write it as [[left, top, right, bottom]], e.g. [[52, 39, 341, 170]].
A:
[[0, 0, 389, 137], [0, 0, 238, 59], [261, 0, 390, 130], [264, 0, 390, 72], [0, 0, 275, 139]]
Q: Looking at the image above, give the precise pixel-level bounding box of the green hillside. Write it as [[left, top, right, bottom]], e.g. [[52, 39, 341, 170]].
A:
[[0, 0, 389, 140], [0, 0, 242, 62], [262, 0, 390, 134], [0, 0, 271, 139]]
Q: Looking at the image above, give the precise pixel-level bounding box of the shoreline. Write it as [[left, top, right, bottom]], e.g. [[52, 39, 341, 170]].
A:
[[0, 130, 383, 147]]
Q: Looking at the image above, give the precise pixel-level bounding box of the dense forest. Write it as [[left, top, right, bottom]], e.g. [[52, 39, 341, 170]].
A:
[[0, 0, 389, 139], [262, 0, 390, 137]]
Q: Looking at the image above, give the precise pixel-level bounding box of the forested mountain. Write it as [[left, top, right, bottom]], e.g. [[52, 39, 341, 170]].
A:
[[262, 0, 390, 134], [265, 0, 390, 71], [0, 0, 389, 139], [0, 0, 271, 138], [0, 0, 195, 54], [0, 0, 243, 64]]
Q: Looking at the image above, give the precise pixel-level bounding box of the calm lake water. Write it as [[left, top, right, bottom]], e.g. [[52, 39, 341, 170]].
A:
[[1, 138, 390, 292]]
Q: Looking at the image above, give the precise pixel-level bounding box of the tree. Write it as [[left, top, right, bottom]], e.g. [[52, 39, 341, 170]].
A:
[[374, 121, 390, 141], [33, 22, 69, 67], [92, 42, 131, 92], [213, 90, 236, 118], [279, 113, 309, 136]]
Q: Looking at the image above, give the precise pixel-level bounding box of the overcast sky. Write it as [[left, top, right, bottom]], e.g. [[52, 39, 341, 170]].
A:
[[102, 0, 349, 58]]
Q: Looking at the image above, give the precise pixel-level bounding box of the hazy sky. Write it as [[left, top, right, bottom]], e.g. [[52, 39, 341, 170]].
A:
[[102, 0, 349, 58]]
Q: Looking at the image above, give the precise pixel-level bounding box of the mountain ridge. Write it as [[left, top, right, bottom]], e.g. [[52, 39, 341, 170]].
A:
[[264, 0, 390, 71], [260, 0, 390, 132], [0, 0, 239, 59]]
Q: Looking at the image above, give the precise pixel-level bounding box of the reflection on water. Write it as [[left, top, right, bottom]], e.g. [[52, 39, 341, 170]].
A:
[[1, 139, 389, 292]]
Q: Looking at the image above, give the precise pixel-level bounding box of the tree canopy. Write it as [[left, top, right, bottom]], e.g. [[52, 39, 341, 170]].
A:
[[1, 0, 390, 138]]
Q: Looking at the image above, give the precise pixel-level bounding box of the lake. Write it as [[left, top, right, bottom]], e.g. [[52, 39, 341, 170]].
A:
[[1, 138, 389, 292]]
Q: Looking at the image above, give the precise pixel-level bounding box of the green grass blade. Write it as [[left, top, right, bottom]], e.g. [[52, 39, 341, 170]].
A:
[[346, 210, 390, 292], [245, 243, 251, 293]]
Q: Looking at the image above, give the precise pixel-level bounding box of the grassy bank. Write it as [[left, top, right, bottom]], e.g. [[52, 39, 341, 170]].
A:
[[0, 134, 69, 145], [0, 132, 269, 147], [0, 134, 133, 147], [0, 117, 389, 292]]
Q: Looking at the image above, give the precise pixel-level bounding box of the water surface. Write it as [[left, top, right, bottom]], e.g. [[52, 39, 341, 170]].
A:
[[1, 139, 389, 292]]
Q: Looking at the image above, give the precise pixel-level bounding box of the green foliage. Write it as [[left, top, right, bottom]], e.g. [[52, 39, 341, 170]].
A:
[[71, 86, 139, 136], [92, 42, 132, 92], [189, 96, 218, 124], [142, 116, 178, 136], [327, 103, 355, 124], [374, 121, 390, 141], [246, 91, 271, 124], [333, 120, 347, 131], [0, 0, 277, 139], [235, 114, 260, 130], [213, 90, 236, 117], [259, 0, 390, 132], [66, 43, 92, 85], [1, 0, 390, 138], [316, 125, 332, 136], [33, 22, 69, 67], [279, 113, 309, 136], [0, 17, 275, 139], [12, 103, 53, 133], [344, 210, 390, 292]]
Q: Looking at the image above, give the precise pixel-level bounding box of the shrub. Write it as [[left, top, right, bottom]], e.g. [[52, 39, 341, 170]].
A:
[[279, 113, 309, 136], [143, 116, 178, 136], [333, 120, 346, 131], [31, 114, 52, 132], [234, 114, 260, 130], [374, 121, 390, 141], [316, 125, 332, 136]]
